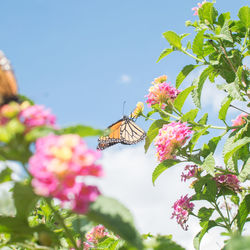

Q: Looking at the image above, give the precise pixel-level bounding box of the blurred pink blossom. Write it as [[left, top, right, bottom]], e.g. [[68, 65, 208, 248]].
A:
[[231, 113, 248, 130], [86, 225, 109, 244], [155, 122, 192, 161], [214, 174, 240, 192], [192, 1, 206, 16], [171, 194, 194, 230]]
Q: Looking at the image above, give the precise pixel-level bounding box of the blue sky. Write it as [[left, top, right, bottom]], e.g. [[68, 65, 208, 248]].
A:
[[1, 1, 249, 249]]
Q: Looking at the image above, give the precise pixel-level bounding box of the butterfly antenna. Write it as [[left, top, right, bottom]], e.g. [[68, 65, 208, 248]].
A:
[[122, 101, 126, 117]]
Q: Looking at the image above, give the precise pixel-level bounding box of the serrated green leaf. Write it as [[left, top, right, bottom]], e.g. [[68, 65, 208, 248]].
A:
[[13, 183, 38, 220], [176, 65, 198, 88], [87, 196, 143, 249], [198, 2, 218, 25], [218, 12, 231, 27], [217, 82, 243, 101], [97, 238, 119, 249], [152, 159, 180, 185], [219, 96, 233, 121], [198, 113, 208, 125], [192, 66, 214, 108], [157, 48, 174, 62], [201, 153, 215, 176], [238, 6, 250, 28], [60, 125, 103, 137], [174, 86, 196, 112], [181, 109, 199, 122], [236, 194, 250, 233], [192, 30, 205, 56], [144, 119, 166, 153], [215, 20, 233, 42], [198, 207, 214, 222], [193, 220, 217, 250], [238, 158, 250, 182], [163, 31, 182, 50], [0, 167, 12, 183], [224, 137, 250, 164]]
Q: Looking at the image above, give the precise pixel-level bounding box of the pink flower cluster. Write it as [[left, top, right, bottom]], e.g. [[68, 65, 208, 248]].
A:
[[231, 113, 248, 130], [192, 1, 206, 16], [0, 101, 56, 130], [214, 174, 240, 192], [145, 75, 180, 109], [86, 225, 109, 244], [155, 122, 193, 161], [181, 165, 199, 182], [171, 195, 194, 231], [29, 134, 102, 213], [19, 105, 56, 129]]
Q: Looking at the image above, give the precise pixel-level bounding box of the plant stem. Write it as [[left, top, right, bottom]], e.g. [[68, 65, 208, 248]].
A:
[[241, 28, 249, 52], [223, 195, 231, 225], [180, 48, 205, 63], [45, 198, 79, 250], [229, 104, 250, 115]]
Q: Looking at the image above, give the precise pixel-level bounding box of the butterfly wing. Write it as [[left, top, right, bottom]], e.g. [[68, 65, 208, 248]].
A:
[[97, 119, 124, 150], [0, 51, 18, 105], [97, 117, 146, 150], [120, 117, 146, 145]]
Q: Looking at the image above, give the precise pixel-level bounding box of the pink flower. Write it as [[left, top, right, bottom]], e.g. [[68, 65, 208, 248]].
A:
[[145, 76, 180, 109], [86, 225, 109, 244], [181, 165, 199, 182], [171, 195, 194, 230], [19, 104, 56, 129], [214, 174, 240, 192], [231, 113, 248, 130], [155, 122, 193, 161], [192, 1, 206, 16], [29, 134, 102, 213]]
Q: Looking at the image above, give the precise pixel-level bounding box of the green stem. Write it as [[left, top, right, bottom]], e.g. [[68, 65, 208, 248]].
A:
[[213, 202, 232, 233], [223, 195, 231, 225], [241, 28, 249, 52], [180, 48, 205, 63], [141, 113, 156, 121], [214, 167, 236, 175], [158, 109, 180, 120], [45, 198, 79, 250]]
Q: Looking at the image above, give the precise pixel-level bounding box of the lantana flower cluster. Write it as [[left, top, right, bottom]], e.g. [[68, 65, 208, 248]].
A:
[[171, 194, 194, 231], [155, 122, 193, 161], [86, 224, 109, 244], [214, 174, 241, 192], [29, 134, 102, 213], [145, 75, 180, 109], [0, 101, 56, 130], [181, 164, 200, 182], [130, 101, 144, 119], [192, 0, 206, 15]]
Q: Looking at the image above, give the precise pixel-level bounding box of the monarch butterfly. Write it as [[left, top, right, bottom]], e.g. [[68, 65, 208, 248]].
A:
[[97, 112, 146, 150], [0, 50, 18, 105]]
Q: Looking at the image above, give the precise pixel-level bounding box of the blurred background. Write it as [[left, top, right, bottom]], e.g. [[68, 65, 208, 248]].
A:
[[0, 1, 249, 249]]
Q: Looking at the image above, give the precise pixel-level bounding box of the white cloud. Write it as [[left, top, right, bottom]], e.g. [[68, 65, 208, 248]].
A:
[[120, 74, 131, 84]]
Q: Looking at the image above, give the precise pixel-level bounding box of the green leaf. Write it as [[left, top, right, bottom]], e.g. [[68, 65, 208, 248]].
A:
[[174, 86, 195, 112], [236, 194, 250, 233], [13, 183, 38, 220], [215, 20, 233, 43], [201, 153, 215, 176], [181, 109, 199, 122], [0, 216, 31, 234], [225, 236, 250, 250], [157, 48, 174, 62], [72, 216, 93, 236], [198, 207, 214, 222], [192, 66, 214, 108], [189, 127, 208, 152], [87, 196, 143, 249], [193, 220, 217, 250], [192, 30, 205, 56], [0, 167, 12, 183], [144, 119, 166, 153], [152, 159, 181, 185], [217, 82, 243, 101], [176, 65, 198, 88], [97, 238, 119, 249], [25, 126, 56, 142], [163, 31, 182, 50], [198, 2, 218, 25], [60, 125, 103, 137], [238, 158, 250, 182], [218, 96, 232, 121], [198, 113, 208, 125], [201, 136, 222, 159], [218, 12, 231, 27], [18, 95, 35, 105], [224, 137, 250, 164], [238, 6, 250, 28]]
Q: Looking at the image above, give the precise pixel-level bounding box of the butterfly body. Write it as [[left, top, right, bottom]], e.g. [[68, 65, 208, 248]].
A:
[[97, 115, 146, 150]]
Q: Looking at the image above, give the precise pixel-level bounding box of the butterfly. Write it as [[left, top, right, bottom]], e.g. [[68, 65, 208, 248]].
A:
[[97, 112, 146, 150], [0, 50, 19, 105]]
